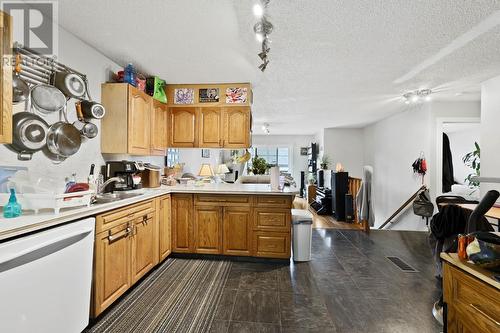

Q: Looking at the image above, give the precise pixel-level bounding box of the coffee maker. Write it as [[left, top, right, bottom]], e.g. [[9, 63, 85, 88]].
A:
[[104, 160, 142, 191]]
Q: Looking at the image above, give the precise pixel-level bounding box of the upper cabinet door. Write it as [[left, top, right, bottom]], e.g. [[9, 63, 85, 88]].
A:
[[169, 107, 197, 147], [224, 107, 251, 148], [128, 86, 151, 155], [199, 107, 222, 148], [0, 11, 12, 144], [151, 100, 168, 155]]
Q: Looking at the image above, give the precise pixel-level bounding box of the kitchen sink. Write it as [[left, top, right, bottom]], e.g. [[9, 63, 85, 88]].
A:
[[94, 191, 144, 204]]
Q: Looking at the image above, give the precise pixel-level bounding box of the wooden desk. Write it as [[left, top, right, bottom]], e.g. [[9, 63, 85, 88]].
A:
[[457, 203, 500, 220], [441, 253, 500, 332]]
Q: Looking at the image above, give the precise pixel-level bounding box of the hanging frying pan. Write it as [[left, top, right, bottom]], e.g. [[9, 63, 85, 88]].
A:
[[53, 71, 86, 99], [12, 54, 29, 104], [7, 112, 49, 160], [30, 84, 67, 115]]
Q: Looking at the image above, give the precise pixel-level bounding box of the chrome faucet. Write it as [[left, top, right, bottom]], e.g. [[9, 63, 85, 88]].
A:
[[98, 177, 125, 194]]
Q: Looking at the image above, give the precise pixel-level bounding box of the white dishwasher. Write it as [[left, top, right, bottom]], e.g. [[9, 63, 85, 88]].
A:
[[0, 217, 95, 333]]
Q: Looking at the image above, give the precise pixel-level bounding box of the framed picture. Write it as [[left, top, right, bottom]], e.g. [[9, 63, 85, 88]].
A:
[[201, 149, 210, 158], [199, 88, 219, 103], [174, 88, 194, 104], [300, 147, 308, 156], [225, 87, 247, 104]]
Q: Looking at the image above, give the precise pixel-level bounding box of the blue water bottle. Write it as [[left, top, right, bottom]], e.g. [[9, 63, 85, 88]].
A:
[[3, 188, 22, 218], [124, 63, 137, 87]]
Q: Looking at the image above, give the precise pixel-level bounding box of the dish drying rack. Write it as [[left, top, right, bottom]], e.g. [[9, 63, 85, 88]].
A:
[[0, 190, 93, 214]]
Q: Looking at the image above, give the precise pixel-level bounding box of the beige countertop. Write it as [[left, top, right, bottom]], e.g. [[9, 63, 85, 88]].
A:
[[0, 184, 298, 241], [441, 252, 500, 290]]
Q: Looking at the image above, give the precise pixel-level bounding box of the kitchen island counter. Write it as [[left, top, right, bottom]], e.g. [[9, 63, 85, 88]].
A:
[[0, 184, 297, 241]]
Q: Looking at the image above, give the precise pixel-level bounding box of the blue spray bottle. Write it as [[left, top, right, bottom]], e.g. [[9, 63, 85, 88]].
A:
[[3, 188, 22, 218]]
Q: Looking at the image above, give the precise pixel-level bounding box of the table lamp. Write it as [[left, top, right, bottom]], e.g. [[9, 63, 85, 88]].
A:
[[198, 163, 214, 182], [215, 164, 230, 183]]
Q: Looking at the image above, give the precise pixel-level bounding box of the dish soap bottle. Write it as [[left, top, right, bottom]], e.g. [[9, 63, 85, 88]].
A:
[[3, 188, 22, 218]]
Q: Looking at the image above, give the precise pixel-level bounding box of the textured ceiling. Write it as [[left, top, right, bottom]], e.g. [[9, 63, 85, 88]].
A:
[[50, 0, 500, 134]]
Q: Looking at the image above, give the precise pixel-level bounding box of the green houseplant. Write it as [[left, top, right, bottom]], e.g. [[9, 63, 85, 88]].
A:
[[462, 141, 480, 187], [320, 155, 330, 169], [251, 156, 269, 175]]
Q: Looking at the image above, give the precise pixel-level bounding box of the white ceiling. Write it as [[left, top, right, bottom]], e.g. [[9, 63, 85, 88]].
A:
[[51, 0, 500, 135]]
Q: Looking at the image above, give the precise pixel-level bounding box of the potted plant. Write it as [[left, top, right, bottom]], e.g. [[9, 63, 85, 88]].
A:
[[320, 155, 330, 170], [463, 142, 480, 187], [251, 156, 269, 175]]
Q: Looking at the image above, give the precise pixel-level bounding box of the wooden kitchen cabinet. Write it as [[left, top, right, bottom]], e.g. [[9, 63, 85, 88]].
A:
[[194, 205, 222, 254], [169, 107, 197, 147], [223, 206, 252, 256], [0, 11, 12, 144], [102, 83, 169, 155], [171, 194, 194, 252], [150, 100, 169, 155], [198, 107, 223, 147], [223, 107, 251, 148], [443, 255, 500, 333], [128, 85, 152, 154], [93, 199, 158, 317], [158, 195, 172, 261], [253, 231, 290, 259], [93, 222, 132, 316], [130, 212, 157, 284]]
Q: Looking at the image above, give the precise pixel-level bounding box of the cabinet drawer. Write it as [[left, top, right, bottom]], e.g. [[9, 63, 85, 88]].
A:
[[254, 208, 291, 231], [256, 195, 292, 207], [253, 231, 290, 259], [444, 264, 500, 332], [195, 194, 250, 205], [96, 199, 156, 233]]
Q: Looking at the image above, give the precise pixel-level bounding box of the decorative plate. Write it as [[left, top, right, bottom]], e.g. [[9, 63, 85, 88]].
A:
[[225, 87, 247, 104]]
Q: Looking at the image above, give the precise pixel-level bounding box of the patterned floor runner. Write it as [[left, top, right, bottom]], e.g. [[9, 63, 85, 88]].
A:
[[85, 258, 232, 333]]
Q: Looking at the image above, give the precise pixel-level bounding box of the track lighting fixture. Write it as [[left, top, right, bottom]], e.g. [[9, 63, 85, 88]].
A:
[[252, 1, 273, 72], [402, 89, 432, 104]]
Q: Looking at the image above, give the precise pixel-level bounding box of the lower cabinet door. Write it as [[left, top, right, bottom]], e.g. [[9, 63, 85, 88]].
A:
[[253, 231, 291, 259], [194, 206, 222, 254], [93, 223, 131, 317], [223, 207, 252, 256], [159, 195, 172, 261], [131, 213, 156, 284], [172, 194, 194, 252]]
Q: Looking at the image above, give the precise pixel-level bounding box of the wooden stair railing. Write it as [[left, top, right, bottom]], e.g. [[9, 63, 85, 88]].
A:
[[348, 177, 368, 232], [378, 185, 427, 229]]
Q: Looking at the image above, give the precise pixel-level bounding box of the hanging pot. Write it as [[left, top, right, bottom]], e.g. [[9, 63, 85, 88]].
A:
[[8, 112, 49, 160], [12, 54, 29, 104], [53, 71, 86, 99], [46, 121, 82, 158], [31, 84, 67, 115], [81, 100, 105, 119], [74, 101, 98, 139]]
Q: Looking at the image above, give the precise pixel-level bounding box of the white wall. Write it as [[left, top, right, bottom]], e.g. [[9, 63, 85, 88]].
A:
[[252, 134, 314, 183], [177, 149, 222, 176], [363, 101, 481, 230], [322, 128, 364, 178], [0, 26, 164, 184], [363, 103, 432, 230], [444, 124, 480, 185], [480, 75, 500, 196]]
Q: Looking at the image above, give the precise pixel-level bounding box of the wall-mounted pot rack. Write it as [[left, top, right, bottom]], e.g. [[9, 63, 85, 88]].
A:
[[14, 43, 93, 100]]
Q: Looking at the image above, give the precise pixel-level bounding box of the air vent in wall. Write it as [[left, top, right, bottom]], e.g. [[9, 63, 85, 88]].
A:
[[386, 256, 418, 272]]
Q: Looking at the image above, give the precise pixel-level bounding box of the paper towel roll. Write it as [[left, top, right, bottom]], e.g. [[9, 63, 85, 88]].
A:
[[270, 166, 280, 191]]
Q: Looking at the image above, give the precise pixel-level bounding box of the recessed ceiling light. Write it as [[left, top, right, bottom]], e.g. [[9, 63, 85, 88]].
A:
[[253, 4, 264, 18], [455, 92, 463, 96], [255, 33, 264, 42], [411, 95, 419, 103]]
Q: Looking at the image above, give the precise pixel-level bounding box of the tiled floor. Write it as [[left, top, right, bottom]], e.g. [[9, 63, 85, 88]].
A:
[[211, 229, 442, 333]]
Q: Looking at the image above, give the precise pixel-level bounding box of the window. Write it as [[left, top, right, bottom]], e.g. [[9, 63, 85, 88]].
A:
[[248, 146, 290, 172], [165, 148, 179, 167]]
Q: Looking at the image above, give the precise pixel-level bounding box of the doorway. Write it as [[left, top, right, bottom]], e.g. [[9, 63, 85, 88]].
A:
[[436, 118, 480, 198]]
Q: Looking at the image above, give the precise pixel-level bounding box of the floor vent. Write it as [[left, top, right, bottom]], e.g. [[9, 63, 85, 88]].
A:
[[386, 256, 418, 272]]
